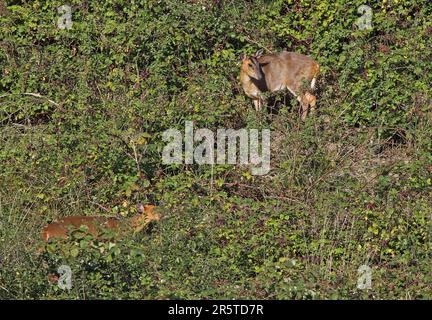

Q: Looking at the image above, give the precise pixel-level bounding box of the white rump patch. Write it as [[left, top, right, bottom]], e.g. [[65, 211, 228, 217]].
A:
[[311, 77, 316, 90]]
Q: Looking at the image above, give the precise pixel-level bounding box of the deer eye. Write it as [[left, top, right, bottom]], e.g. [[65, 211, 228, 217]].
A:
[[248, 63, 254, 68]]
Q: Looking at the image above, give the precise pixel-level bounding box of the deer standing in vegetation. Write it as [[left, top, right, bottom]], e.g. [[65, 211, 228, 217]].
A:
[[41, 204, 160, 243], [240, 50, 320, 120]]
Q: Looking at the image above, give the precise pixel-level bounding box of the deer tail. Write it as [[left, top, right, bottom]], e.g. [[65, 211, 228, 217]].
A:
[[311, 63, 320, 90]]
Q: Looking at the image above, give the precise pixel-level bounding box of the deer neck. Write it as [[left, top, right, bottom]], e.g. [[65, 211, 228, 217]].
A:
[[241, 72, 267, 95]]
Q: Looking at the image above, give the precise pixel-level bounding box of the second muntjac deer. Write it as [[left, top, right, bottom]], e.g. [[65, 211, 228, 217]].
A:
[[240, 50, 320, 120], [41, 204, 160, 243]]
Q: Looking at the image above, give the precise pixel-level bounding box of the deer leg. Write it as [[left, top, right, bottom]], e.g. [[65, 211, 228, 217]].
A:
[[253, 99, 259, 111], [297, 95, 309, 121], [305, 92, 317, 115], [310, 99, 316, 115], [253, 97, 264, 112], [300, 103, 309, 121], [298, 92, 317, 120]]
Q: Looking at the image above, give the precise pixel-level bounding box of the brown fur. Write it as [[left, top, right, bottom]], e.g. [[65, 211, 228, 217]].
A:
[[240, 51, 320, 120], [41, 204, 160, 242]]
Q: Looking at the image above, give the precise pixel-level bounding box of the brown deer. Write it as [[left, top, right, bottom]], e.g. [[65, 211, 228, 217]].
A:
[[240, 50, 320, 120], [41, 204, 160, 243]]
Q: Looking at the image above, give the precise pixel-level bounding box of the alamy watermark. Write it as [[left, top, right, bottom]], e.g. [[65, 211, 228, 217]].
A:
[[162, 121, 271, 175], [356, 5, 373, 30], [357, 264, 372, 290], [57, 4, 73, 30], [58, 264, 72, 290]]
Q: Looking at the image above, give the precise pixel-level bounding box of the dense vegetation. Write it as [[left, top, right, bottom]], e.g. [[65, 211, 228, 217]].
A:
[[0, 0, 431, 299]]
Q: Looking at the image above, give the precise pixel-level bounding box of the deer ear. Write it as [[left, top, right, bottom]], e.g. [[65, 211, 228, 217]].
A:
[[239, 53, 247, 61], [255, 49, 264, 58]]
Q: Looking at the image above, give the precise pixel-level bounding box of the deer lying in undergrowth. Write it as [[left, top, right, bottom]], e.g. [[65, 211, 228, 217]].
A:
[[40, 204, 160, 285], [240, 49, 320, 120], [41, 204, 160, 243]]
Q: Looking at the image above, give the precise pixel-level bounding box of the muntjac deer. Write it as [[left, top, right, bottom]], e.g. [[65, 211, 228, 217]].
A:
[[41, 204, 160, 243], [240, 50, 320, 120]]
